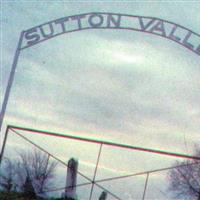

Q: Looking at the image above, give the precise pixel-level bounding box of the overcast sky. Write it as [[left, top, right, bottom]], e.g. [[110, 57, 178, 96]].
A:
[[1, 1, 200, 199]]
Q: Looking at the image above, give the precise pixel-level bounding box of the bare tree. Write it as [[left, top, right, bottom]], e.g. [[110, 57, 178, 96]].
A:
[[168, 148, 200, 200], [16, 148, 57, 195]]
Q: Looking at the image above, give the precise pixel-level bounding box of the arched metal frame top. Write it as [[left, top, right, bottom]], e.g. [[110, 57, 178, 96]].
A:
[[20, 12, 200, 55], [0, 12, 200, 132]]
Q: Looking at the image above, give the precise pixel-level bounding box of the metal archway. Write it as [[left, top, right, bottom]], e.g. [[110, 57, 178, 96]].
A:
[[1, 12, 200, 131]]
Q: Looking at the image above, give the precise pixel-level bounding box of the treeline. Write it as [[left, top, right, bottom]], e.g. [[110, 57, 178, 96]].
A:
[[0, 149, 62, 200]]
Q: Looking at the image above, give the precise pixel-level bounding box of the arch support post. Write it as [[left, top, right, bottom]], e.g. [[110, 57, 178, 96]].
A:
[[0, 31, 24, 132]]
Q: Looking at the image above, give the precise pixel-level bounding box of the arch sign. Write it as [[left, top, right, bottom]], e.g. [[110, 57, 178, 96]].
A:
[[1, 12, 200, 131]]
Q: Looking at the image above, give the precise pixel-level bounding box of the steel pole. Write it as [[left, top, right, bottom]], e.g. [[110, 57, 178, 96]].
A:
[[0, 31, 24, 132]]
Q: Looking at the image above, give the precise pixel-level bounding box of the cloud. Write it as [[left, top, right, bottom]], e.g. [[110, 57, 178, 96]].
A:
[[1, 3, 200, 198], [2, 29, 199, 155]]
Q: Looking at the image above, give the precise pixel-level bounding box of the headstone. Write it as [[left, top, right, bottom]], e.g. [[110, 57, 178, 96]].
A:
[[99, 191, 107, 200], [64, 158, 78, 200]]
